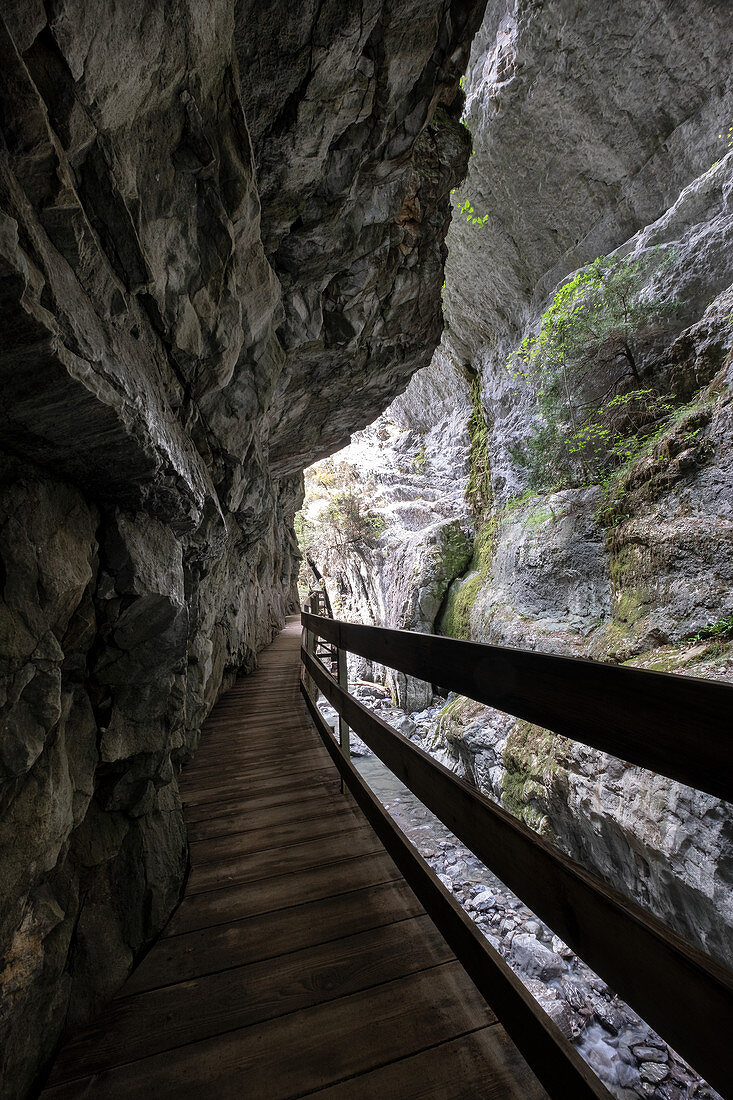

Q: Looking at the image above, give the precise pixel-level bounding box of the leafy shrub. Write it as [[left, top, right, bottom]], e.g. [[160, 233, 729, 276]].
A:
[[320, 491, 386, 550], [509, 249, 681, 487]]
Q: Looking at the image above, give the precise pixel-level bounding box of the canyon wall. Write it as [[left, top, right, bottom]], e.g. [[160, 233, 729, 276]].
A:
[[303, 0, 733, 976], [0, 1, 485, 1094]]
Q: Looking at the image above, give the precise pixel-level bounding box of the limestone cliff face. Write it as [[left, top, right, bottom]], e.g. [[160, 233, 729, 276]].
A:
[[0, 2, 485, 1094], [301, 347, 474, 709], [302, 0, 733, 979], [434, 0, 733, 972]]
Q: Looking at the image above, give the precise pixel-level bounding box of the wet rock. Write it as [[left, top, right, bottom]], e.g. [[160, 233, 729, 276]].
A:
[[522, 979, 580, 1041], [471, 889, 496, 912], [508, 933, 567, 982], [632, 1046, 669, 1064], [562, 980, 590, 1013], [355, 685, 384, 700], [392, 714, 417, 738], [592, 999, 629, 1037], [639, 1061, 670, 1085]]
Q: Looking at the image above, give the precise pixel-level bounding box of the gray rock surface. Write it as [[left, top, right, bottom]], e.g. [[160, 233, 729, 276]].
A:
[[301, 347, 474, 708], [0, 1, 485, 1094]]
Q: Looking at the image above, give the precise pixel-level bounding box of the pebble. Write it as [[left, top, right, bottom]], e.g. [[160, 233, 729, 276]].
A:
[[473, 889, 496, 912], [552, 934, 574, 958], [631, 1045, 668, 1064], [639, 1062, 669, 1084]]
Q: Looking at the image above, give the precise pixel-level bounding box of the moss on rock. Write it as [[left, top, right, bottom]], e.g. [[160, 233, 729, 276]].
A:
[[501, 719, 570, 838], [465, 369, 492, 516], [435, 520, 473, 583], [438, 524, 495, 639]]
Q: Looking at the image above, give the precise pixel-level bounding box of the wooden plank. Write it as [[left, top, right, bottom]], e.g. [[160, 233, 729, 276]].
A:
[[182, 782, 337, 825], [302, 611, 733, 801], [48, 915, 455, 1082], [188, 791, 351, 842], [41, 619, 553, 1100], [163, 850, 404, 936], [186, 823, 383, 895], [181, 787, 334, 827], [185, 731, 318, 753], [180, 764, 335, 807], [185, 716, 317, 741], [302, 680, 611, 1100], [41, 963, 495, 1100], [184, 724, 320, 747], [125, 879, 425, 995], [180, 758, 332, 798], [188, 804, 360, 862], [180, 752, 324, 786], [311, 1025, 547, 1099], [303, 647, 733, 1099]]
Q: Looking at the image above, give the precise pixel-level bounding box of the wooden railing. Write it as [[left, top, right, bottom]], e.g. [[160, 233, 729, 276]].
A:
[[300, 610, 733, 1100]]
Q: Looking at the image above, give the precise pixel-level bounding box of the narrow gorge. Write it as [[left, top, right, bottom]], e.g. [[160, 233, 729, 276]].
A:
[[1, 1, 731, 1098]]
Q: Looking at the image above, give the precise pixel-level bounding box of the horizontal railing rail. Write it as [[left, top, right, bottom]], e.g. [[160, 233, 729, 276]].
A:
[[300, 610, 733, 1100], [301, 612, 733, 803]]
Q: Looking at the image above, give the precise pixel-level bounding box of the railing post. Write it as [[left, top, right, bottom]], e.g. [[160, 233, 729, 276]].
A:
[[302, 602, 316, 700], [337, 643, 350, 795]]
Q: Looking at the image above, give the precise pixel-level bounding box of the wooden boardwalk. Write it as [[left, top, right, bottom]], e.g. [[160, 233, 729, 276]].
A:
[[41, 617, 547, 1099]]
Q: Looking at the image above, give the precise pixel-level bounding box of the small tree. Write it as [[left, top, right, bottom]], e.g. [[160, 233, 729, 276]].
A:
[[318, 491, 385, 554], [509, 249, 679, 486]]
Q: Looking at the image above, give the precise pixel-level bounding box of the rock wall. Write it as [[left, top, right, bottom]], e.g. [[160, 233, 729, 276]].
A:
[[300, 0, 733, 988], [300, 347, 474, 709], [0, 1, 486, 1094]]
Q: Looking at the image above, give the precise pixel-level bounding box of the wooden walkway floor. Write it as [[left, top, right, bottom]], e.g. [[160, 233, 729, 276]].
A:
[[41, 617, 547, 1099]]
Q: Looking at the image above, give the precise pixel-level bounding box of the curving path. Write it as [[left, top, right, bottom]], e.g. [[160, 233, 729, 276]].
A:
[[40, 617, 547, 1098]]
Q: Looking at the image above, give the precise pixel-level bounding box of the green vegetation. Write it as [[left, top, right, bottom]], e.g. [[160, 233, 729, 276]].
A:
[[439, 525, 495, 639], [501, 720, 569, 837], [686, 614, 733, 647], [438, 368, 497, 639], [322, 491, 385, 548], [448, 189, 488, 228], [466, 371, 492, 516], [296, 488, 385, 570], [457, 199, 488, 227], [413, 445, 428, 474], [435, 520, 473, 581], [597, 384, 721, 526], [509, 249, 681, 489]]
